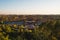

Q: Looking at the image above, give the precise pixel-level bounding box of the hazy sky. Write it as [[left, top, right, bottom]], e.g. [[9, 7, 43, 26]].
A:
[[0, 0, 60, 14]]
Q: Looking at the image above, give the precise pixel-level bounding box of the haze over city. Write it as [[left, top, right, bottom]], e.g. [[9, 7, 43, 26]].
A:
[[0, 0, 60, 15]]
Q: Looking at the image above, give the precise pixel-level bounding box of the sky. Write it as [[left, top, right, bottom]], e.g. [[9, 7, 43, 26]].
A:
[[0, 0, 60, 15]]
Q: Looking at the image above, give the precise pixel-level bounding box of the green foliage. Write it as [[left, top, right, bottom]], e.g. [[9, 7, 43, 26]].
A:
[[0, 20, 60, 40]]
